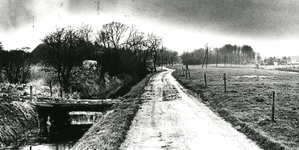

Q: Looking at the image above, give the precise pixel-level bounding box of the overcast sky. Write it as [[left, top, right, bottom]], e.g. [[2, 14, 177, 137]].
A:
[[0, 0, 299, 57]]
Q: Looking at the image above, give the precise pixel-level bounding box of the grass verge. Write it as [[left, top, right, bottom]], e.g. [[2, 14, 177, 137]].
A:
[[172, 65, 298, 150], [72, 72, 156, 150], [0, 101, 38, 148]]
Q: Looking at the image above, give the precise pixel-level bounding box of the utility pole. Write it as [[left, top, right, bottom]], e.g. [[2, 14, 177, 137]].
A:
[[32, 6, 35, 28], [161, 46, 164, 70], [225, 53, 227, 67], [206, 48, 208, 68], [202, 52, 206, 68], [216, 50, 218, 67], [202, 44, 210, 68]]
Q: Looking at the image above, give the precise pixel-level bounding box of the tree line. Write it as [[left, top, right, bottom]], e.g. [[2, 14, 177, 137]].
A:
[[262, 56, 291, 65], [0, 45, 31, 83], [181, 44, 256, 66], [0, 22, 179, 93]]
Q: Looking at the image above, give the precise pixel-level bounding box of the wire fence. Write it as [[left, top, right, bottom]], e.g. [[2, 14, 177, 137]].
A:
[[173, 65, 299, 122]]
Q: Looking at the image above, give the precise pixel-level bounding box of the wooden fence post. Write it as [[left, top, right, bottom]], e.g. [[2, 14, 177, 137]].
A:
[[60, 88, 63, 98], [30, 86, 33, 100], [204, 73, 207, 87], [189, 70, 191, 82], [185, 69, 188, 79], [272, 91, 275, 121], [50, 82, 52, 97], [224, 73, 227, 93], [179, 67, 181, 75]]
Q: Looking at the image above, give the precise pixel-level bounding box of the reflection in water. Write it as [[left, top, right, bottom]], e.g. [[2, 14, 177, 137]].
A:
[[17, 111, 102, 150]]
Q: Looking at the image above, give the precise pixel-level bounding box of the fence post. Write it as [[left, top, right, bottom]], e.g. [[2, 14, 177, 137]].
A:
[[189, 70, 191, 82], [179, 67, 181, 75], [50, 82, 52, 97], [224, 73, 227, 93], [272, 91, 275, 121], [60, 88, 63, 98], [185, 69, 188, 79], [204, 73, 207, 87], [70, 86, 72, 94], [30, 86, 33, 100]]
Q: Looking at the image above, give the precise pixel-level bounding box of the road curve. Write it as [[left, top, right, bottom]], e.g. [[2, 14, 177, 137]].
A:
[[120, 69, 261, 150]]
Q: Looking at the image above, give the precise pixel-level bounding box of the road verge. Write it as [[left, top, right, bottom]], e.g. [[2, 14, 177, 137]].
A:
[[172, 70, 288, 150], [72, 72, 157, 150]]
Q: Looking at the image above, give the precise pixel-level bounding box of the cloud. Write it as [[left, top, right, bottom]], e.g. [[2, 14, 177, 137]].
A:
[[130, 0, 299, 38], [0, 0, 298, 56], [0, 0, 33, 31], [1, 0, 299, 38]]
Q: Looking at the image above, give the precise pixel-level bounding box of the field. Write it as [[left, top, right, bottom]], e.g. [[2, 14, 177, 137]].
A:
[[173, 65, 299, 150]]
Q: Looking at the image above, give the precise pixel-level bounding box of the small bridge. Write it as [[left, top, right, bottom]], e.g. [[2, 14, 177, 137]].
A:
[[34, 99, 119, 127]]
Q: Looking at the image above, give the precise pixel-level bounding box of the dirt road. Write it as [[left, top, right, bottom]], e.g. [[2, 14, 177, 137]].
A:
[[120, 69, 261, 150]]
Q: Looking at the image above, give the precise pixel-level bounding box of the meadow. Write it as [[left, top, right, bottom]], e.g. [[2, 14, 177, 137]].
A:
[[173, 65, 299, 150]]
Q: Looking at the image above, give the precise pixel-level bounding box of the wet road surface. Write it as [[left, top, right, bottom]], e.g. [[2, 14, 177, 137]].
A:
[[120, 69, 261, 150]]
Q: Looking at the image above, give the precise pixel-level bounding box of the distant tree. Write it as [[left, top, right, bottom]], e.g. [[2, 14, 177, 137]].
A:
[[0, 43, 5, 81], [241, 45, 255, 63], [95, 22, 131, 76], [97, 22, 129, 49], [0, 42, 3, 50], [144, 33, 162, 72], [256, 53, 262, 64], [124, 25, 144, 51], [161, 49, 179, 66], [287, 57, 291, 63], [0, 42, 3, 68], [180, 49, 205, 65], [0, 49, 31, 83], [263, 57, 274, 65], [96, 22, 164, 76], [282, 56, 288, 65], [180, 51, 191, 65]]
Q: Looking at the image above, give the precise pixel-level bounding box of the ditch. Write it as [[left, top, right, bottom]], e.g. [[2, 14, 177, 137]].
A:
[[16, 111, 103, 150]]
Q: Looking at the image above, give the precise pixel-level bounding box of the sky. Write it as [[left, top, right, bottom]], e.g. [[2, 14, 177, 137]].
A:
[[0, 0, 299, 58]]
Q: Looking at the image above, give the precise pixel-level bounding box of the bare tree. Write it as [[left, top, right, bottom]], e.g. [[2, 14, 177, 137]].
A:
[[0, 49, 31, 83], [144, 33, 162, 72], [97, 22, 129, 49], [38, 26, 92, 92], [124, 25, 145, 52]]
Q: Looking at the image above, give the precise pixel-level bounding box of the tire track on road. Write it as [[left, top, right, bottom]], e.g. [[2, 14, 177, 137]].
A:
[[120, 69, 261, 150]]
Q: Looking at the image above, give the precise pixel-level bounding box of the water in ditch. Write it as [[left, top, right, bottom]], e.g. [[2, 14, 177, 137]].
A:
[[16, 112, 103, 150]]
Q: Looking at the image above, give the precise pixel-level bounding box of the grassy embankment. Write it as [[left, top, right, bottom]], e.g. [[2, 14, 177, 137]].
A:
[[276, 67, 299, 73], [173, 65, 299, 150], [72, 72, 156, 150], [0, 101, 38, 148]]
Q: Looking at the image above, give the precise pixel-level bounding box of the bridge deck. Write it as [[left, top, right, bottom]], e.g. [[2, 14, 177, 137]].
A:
[[35, 99, 119, 106], [34, 99, 119, 111]]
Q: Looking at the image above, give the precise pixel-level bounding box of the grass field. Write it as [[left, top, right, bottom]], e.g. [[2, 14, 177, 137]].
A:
[[173, 65, 299, 150]]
